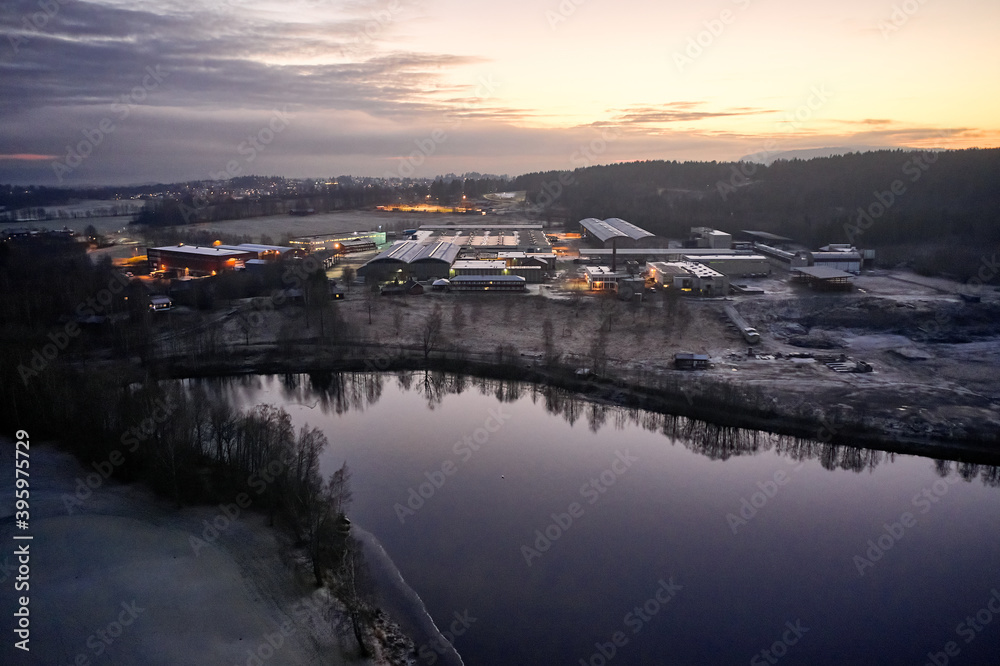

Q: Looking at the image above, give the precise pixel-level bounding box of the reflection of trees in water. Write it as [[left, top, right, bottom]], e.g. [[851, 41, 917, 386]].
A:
[[201, 372, 1000, 488]]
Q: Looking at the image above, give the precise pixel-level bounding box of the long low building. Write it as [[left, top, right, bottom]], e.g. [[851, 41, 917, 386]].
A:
[[217, 243, 295, 260], [147, 245, 257, 276], [357, 240, 461, 282], [289, 231, 387, 252], [449, 275, 527, 291]]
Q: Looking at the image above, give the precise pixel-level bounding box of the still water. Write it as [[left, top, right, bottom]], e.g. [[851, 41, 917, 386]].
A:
[[202, 372, 1000, 665]]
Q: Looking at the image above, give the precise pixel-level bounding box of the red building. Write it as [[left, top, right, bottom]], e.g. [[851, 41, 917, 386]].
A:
[[147, 245, 257, 276]]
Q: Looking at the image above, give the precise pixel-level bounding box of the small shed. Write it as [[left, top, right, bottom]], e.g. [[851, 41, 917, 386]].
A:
[[674, 353, 710, 370]]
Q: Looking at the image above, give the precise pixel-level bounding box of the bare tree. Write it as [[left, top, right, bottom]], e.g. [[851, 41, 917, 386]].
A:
[[419, 304, 443, 361], [363, 283, 379, 325], [341, 266, 356, 288]]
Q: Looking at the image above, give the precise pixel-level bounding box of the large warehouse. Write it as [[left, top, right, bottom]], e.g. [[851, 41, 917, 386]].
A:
[[147, 245, 257, 276], [579, 218, 657, 249], [419, 224, 551, 253], [357, 240, 461, 282]]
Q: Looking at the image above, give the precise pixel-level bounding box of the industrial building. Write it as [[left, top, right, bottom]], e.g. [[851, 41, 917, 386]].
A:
[[451, 260, 507, 276], [584, 266, 632, 291], [682, 254, 770, 277], [753, 243, 811, 270], [289, 231, 387, 252], [689, 227, 732, 249], [648, 261, 730, 296], [579, 218, 657, 249], [357, 240, 462, 282], [147, 245, 257, 276], [809, 250, 862, 274], [216, 243, 295, 260], [422, 225, 551, 252], [448, 275, 527, 292]]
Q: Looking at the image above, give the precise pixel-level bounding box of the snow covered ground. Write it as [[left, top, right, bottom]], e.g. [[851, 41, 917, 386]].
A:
[[0, 441, 349, 665]]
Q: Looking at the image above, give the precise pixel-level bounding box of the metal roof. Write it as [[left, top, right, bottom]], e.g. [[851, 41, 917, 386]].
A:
[[150, 245, 252, 257], [365, 240, 461, 266], [450, 274, 525, 283], [683, 254, 767, 261], [453, 260, 506, 269], [793, 266, 854, 280], [579, 218, 655, 243], [650, 261, 724, 279], [218, 244, 293, 255], [742, 230, 794, 242], [811, 251, 861, 261]]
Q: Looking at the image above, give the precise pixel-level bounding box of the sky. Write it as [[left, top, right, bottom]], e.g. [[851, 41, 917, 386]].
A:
[[0, 0, 998, 186]]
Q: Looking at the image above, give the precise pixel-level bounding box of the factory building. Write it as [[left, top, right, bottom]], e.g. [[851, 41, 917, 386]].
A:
[[584, 266, 631, 291], [289, 231, 387, 252], [357, 240, 461, 282], [577, 248, 744, 263], [216, 243, 295, 261], [424, 225, 551, 252], [753, 243, 811, 270], [647, 261, 730, 296], [578, 218, 657, 249], [147, 245, 257, 276], [448, 275, 527, 292], [689, 227, 733, 249], [450, 259, 543, 283], [451, 260, 507, 276], [682, 254, 770, 277], [809, 250, 862, 274]]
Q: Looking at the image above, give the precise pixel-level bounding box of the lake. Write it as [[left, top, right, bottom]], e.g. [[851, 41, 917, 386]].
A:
[[197, 372, 1000, 665]]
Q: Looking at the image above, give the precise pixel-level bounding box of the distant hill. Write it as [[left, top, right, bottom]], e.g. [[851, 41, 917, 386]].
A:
[[512, 148, 1000, 280], [739, 146, 916, 165]]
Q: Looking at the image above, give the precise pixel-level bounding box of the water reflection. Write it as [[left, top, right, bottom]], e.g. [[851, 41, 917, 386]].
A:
[[193, 372, 1000, 487]]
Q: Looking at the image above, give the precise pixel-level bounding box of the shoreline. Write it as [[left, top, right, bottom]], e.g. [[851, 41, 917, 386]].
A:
[[138, 342, 1000, 467]]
